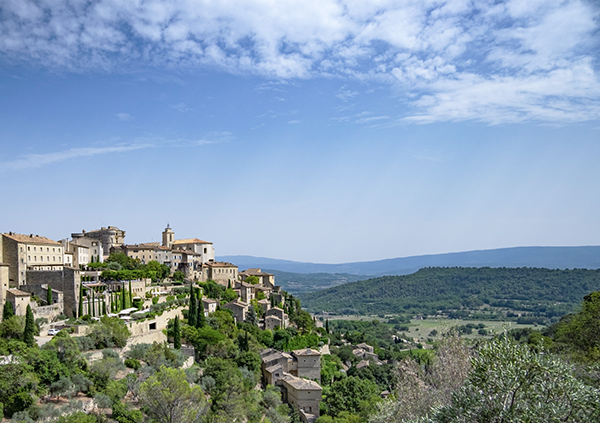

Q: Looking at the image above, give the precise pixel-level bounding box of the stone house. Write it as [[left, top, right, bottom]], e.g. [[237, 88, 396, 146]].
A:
[[202, 297, 218, 316], [7, 288, 31, 316], [261, 348, 323, 423], [266, 307, 288, 328], [200, 261, 238, 286], [222, 299, 248, 323], [239, 268, 275, 287], [1, 232, 65, 287]]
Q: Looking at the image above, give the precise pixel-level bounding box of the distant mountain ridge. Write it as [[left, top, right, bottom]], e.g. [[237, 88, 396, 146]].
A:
[[219, 246, 600, 276]]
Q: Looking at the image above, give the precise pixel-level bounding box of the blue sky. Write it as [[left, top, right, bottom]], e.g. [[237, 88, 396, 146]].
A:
[[1, 0, 599, 263]]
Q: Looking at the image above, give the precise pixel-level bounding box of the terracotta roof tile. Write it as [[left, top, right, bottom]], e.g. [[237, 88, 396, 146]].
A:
[[3, 233, 61, 245], [173, 238, 213, 245]]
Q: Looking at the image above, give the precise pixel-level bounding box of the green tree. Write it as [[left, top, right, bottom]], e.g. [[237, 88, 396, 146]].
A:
[[88, 316, 131, 348], [139, 366, 208, 423], [173, 316, 181, 350], [129, 281, 133, 306], [245, 275, 260, 285], [173, 271, 185, 282], [189, 285, 197, 327], [46, 287, 53, 305], [3, 301, 14, 321], [325, 376, 380, 417], [23, 305, 35, 347], [429, 335, 600, 423], [78, 284, 83, 318], [197, 303, 206, 329]]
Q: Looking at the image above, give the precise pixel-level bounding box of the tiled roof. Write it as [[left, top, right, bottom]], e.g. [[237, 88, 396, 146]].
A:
[[204, 261, 237, 268], [3, 233, 61, 245], [281, 373, 322, 390], [7, 289, 30, 296], [173, 238, 213, 245], [293, 348, 321, 356]]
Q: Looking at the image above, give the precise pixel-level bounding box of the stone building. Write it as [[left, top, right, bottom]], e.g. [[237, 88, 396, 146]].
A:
[[0, 264, 9, 316], [1, 232, 65, 287], [202, 297, 218, 316], [26, 267, 81, 317], [239, 268, 275, 287], [71, 226, 125, 257], [266, 307, 288, 328], [200, 261, 238, 286], [6, 288, 31, 316], [62, 240, 90, 268], [261, 348, 323, 423], [222, 299, 248, 323]]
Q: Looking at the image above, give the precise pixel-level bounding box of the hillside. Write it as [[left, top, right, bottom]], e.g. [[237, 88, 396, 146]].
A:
[[219, 246, 600, 277], [298, 267, 600, 322], [266, 270, 366, 294]]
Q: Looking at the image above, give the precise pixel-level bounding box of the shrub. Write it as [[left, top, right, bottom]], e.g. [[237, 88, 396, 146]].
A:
[[124, 358, 141, 370]]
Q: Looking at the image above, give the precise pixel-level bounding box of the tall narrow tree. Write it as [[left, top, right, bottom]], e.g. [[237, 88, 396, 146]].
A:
[[91, 289, 96, 317], [173, 316, 181, 349], [325, 319, 330, 334], [129, 281, 133, 307], [102, 301, 107, 316], [188, 285, 197, 327], [3, 301, 14, 321], [47, 286, 53, 305], [78, 284, 83, 318], [122, 282, 126, 309], [197, 302, 206, 329], [23, 305, 35, 346]]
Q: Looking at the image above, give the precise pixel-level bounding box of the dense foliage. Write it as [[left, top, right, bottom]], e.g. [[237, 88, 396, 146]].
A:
[[300, 267, 600, 321]]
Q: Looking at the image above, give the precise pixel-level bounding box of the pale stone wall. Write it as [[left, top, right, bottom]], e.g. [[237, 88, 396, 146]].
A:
[[0, 264, 8, 318], [33, 303, 63, 320], [26, 267, 81, 318], [124, 306, 184, 345]]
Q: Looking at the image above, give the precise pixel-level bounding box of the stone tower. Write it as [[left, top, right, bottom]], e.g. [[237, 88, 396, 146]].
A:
[[162, 224, 174, 249]]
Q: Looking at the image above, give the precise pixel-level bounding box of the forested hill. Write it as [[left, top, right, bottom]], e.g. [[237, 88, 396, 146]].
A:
[[298, 267, 600, 320], [219, 245, 600, 276]]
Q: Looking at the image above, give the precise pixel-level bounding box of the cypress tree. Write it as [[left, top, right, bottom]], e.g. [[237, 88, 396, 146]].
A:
[[23, 305, 35, 346], [173, 316, 181, 349], [102, 301, 106, 316], [91, 290, 96, 317], [122, 282, 126, 309], [87, 294, 91, 317], [197, 301, 206, 329], [47, 286, 53, 305], [78, 284, 83, 318], [3, 301, 14, 321], [325, 319, 330, 334], [189, 284, 197, 327], [129, 281, 133, 307]]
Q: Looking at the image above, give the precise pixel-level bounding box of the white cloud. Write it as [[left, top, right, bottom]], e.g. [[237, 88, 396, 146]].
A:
[[0, 144, 152, 172], [116, 112, 133, 121], [1, 0, 599, 124], [170, 103, 192, 112]]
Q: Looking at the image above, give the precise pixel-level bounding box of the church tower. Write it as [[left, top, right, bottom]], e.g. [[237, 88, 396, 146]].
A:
[[162, 224, 174, 249]]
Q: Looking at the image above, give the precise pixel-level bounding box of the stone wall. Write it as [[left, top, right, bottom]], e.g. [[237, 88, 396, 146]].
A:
[[26, 267, 80, 317], [125, 306, 184, 345], [33, 303, 63, 321]]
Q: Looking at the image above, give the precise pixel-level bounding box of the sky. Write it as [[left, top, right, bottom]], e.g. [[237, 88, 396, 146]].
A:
[[1, 0, 600, 263]]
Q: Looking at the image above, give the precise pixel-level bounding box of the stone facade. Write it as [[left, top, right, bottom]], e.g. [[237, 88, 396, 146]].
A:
[[7, 288, 31, 316], [2, 232, 64, 287], [71, 226, 125, 257], [239, 268, 275, 287], [222, 299, 248, 323], [26, 267, 81, 318], [0, 264, 9, 318], [261, 348, 323, 423], [200, 261, 238, 286]]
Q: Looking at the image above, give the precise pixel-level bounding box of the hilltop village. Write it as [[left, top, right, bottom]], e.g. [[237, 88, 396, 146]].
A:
[[1, 225, 390, 423]]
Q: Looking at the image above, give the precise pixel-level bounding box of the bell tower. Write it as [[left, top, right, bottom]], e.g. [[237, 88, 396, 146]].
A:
[[162, 224, 174, 249]]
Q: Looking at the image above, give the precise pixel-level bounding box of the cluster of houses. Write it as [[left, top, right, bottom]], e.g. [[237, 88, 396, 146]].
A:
[[0, 224, 332, 422], [0, 225, 287, 325]]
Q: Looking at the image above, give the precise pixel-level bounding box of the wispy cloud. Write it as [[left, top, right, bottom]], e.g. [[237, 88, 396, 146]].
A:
[[1, 0, 599, 124], [170, 103, 192, 112], [0, 144, 152, 172], [116, 113, 133, 121]]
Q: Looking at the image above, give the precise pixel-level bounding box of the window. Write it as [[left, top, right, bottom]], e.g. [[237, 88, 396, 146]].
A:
[[28, 256, 30, 261], [34, 247, 36, 251], [28, 246, 30, 251], [149, 322, 157, 330], [53, 257, 55, 262], [53, 248, 55, 252], [47, 247, 49, 252], [34, 256, 37, 261]]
